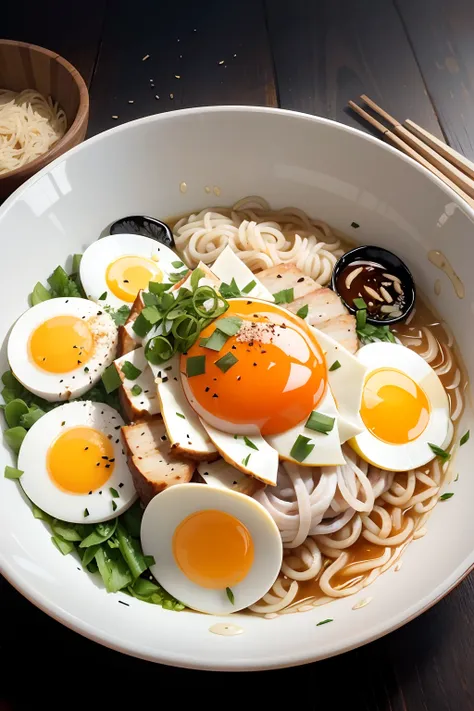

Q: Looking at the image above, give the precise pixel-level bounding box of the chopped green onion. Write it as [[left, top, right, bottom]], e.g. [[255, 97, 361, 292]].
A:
[[102, 364, 122, 394], [141, 305, 162, 325], [142, 291, 159, 306], [190, 267, 205, 290], [215, 352, 238, 373], [112, 501, 117, 512], [110, 487, 119, 498], [50, 520, 82, 542], [243, 436, 259, 450], [220, 278, 241, 299], [226, 587, 235, 604], [4, 465, 23, 479], [273, 288, 294, 304], [356, 309, 367, 330], [216, 316, 242, 336], [296, 304, 309, 319], [201, 329, 228, 351], [290, 434, 314, 463], [84, 508, 90, 518], [186, 355, 206, 377], [329, 360, 341, 372], [428, 443, 451, 462], [4, 426, 27, 454], [148, 281, 172, 295], [4, 399, 29, 428], [132, 312, 154, 337], [353, 297, 367, 309], [305, 411, 335, 434], [121, 361, 142, 380], [30, 282, 51, 306], [460, 430, 470, 446], [316, 618, 333, 626], [52, 536, 75, 555], [80, 519, 117, 548], [242, 280, 256, 294], [242, 453, 251, 467], [145, 336, 175, 365], [439, 492, 454, 501], [169, 269, 189, 284], [131, 384, 142, 396], [172, 260, 185, 269], [192, 285, 220, 318], [72, 254, 83, 273], [176, 412, 185, 419], [171, 314, 200, 346], [98, 291, 107, 301]]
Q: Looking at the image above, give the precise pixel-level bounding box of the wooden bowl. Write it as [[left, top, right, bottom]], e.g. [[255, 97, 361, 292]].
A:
[[0, 40, 89, 201]]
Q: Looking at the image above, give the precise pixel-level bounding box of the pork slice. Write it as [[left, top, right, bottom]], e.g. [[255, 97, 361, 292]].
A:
[[256, 264, 320, 300]]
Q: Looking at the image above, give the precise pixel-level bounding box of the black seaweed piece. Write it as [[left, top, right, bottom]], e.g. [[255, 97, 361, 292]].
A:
[[109, 215, 175, 248]]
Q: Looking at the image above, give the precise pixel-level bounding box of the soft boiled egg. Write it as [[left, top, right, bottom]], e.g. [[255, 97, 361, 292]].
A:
[[350, 342, 452, 471], [8, 297, 117, 402], [18, 401, 136, 523], [141, 483, 282, 614], [80, 233, 181, 308]]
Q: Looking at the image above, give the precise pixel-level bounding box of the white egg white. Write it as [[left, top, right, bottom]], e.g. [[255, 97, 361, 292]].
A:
[[18, 401, 137, 524], [351, 342, 452, 471], [8, 297, 117, 402], [140, 483, 283, 614], [80, 234, 180, 308]]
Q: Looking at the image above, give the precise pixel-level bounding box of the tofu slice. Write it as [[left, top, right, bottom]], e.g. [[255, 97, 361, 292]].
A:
[[114, 347, 160, 421], [197, 459, 263, 496], [256, 264, 320, 301], [122, 418, 194, 504], [211, 246, 274, 301], [287, 287, 347, 325], [118, 291, 145, 356], [150, 355, 218, 460], [317, 313, 358, 355]]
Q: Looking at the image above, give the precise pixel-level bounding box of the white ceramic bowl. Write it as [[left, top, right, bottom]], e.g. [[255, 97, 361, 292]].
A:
[[0, 107, 473, 671]]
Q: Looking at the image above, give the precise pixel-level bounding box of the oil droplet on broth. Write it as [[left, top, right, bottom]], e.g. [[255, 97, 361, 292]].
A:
[[213, 186, 221, 196], [204, 186, 211, 194], [434, 278, 442, 296], [209, 623, 244, 636], [179, 182, 187, 194], [428, 250, 464, 299]]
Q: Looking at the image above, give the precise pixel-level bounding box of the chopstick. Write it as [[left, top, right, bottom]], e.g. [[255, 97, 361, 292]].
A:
[[404, 118, 474, 182], [348, 96, 474, 208]]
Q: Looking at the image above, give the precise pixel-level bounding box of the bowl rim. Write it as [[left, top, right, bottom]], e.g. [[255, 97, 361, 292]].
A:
[[0, 39, 89, 183], [1, 105, 474, 670]]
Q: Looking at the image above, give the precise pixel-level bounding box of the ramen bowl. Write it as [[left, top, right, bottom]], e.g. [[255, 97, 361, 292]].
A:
[[0, 107, 473, 670]]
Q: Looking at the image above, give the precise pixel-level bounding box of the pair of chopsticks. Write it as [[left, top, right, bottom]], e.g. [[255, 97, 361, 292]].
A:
[[349, 95, 474, 208]]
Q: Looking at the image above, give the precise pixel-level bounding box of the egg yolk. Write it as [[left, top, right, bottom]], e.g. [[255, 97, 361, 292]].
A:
[[181, 300, 326, 436], [361, 368, 430, 444], [47, 426, 114, 494], [173, 509, 254, 589], [106, 255, 162, 302], [29, 315, 94, 373]]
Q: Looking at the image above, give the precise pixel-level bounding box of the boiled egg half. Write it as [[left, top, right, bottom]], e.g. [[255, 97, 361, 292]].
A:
[[350, 342, 452, 471], [141, 483, 282, 614]]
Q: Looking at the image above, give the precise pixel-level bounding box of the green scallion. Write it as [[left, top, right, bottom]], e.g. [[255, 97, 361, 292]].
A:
[[290, 435, 314, 463], [296, 304, 309, 319], [215, 352, 238, 373], [226, 587, 235, 604], [121, 361, 142, 380], [305, 411, 335, 435], [102, 365, 122, 394], [216, 316, 242, 336], [329, 360, 341, 372], [273, 288, 294, 304], [145, 336, 175, 365], [241, 280, 256, 294], [243, 436, 258, 450], [460, 430, 470, 446], [353, 297, 367, 309], [316, 618, 333, 626], [428, 443, 451, 462], [176, 412, 185, 419], [4, 465, 23, 479], [131, 384, 142, 396], [439, 492, 454, 501], [242, 453, 251, 467], [98, 291, 107, 301], [186, 355, 206, 377], [200, 329, 228, 351], [110, 487, 119, 498]]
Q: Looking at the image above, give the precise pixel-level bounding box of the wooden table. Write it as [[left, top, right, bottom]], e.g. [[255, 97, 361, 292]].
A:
[[2, 1, 474, 707]]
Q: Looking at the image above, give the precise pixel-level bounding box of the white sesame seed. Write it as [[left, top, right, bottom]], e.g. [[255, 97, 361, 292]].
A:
[[142, 54, 150, 61], [111, 115, 118, 119]]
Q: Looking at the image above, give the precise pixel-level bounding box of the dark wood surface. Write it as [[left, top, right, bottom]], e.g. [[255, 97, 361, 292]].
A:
[[2, 1, 474, 708]]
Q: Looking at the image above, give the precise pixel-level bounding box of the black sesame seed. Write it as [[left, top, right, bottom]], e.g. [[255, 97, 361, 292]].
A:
[[297, 277, 304, 283], [212, 394, 218, 398], [277, 274, 282, 279], [205, 386, 210, 392], [119, 483, 124, 488]]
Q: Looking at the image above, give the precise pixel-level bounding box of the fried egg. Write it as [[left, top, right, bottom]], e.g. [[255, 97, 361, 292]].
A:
[[350, 342, 452, 471], [80, 234, 180, 308], [8, 297, 117, 402], [140, 483, 282, 614], [18, 401, 136, 523]]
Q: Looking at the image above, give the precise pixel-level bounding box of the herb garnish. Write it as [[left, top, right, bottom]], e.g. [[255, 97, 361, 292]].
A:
[[121, 361, 142, 380], [296, 304, 309, 319], [98, 291, 107, 301], [242, 454, 251, 467], [131, 384, 142, 396], [329, 360, 341, 372], [306, 411, 335, 434], [4, 465, 23, 479], [316, 618, 333, 626], [201, 329, 228, 352], [439, 492, 454, 501], [242, 280, 256, 294], [176, 412, 185, 419], [215, 352, 238, 373], [186, 355, 206, 377], [290, 434, 314, 462], [226, 587, 235, 604], [273, 288, 294, 304], [102, 364, 122, 394], [428, 443, 451, 462], [216, 316, 242, 336], [220, 278, 241, 299], [460, 430, 470, 446], [243, 436, 259, 450], [110, 487, 119, 498], [354, 303, 396, 345]]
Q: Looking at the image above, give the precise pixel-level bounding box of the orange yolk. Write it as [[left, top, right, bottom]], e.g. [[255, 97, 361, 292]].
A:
[[181, 300, 327, 436], [29, 315, 94, 373], [173, 509, 254, 589], [47, 426, 114, 494], [361, 368, 430, 444], [106, 255, 162, 302]]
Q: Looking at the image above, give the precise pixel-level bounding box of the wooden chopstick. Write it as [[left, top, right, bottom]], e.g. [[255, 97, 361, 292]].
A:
[[348, 100, 474, 208], [360, 95, 474, 201], [404, 118, 474, 182]]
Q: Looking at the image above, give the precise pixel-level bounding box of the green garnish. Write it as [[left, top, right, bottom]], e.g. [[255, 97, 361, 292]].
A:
[[296, 304, 309, 319], [186, 355, 206, 377], [306, 411, 335, 434], [4, 465, 23, 479], [353, 297, 367, 309], [273, 288, 294, 304], [176, 412, 185, 419], [20, 407, 45, 429], [132, 312, 155, 338], [72, 254, 82, 273], [190, 267, 204, 291], [30, 282, 52, 306], [429, 443, 451, 462], [4, 426, 27, 454], [148, 281, 172, 295], [242, 280, 256, 294], [242, 454, 251, 467], [48, 265, 82, 298], [110, 487, 119, 498], [220, 278, 241, 299], [172, 260, 185, 269], [52, 536, 75, 556], [316, 618, 333, 626], [351, 222, 359, 229], [131, 384, 142, 396], [169, 269, 189, 284], [121, 361, 142, 380], [102, 364, 122, 394], [355, 302, 396, 344], [290, 435, 314, 463], [439, 492, 454, 501], [145, 336, 176, 365], [84, 508, 90, 518], [226, 587, 235, 604], [455, 473, 460, 482], [356, 308, 367, 330], [215, 352, 238, 373], [329, 360, 341, 371], [112, 501, 118, 512], [460, 430, 470, 446], [201, 329, 228, 352], [98, 291, 107, 301], [243, 436, 258, 450], [4, 398, 29, 428], [142, 291, 159, 306], [104, 304, 130, 326], [216, 316, 242, 336]]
